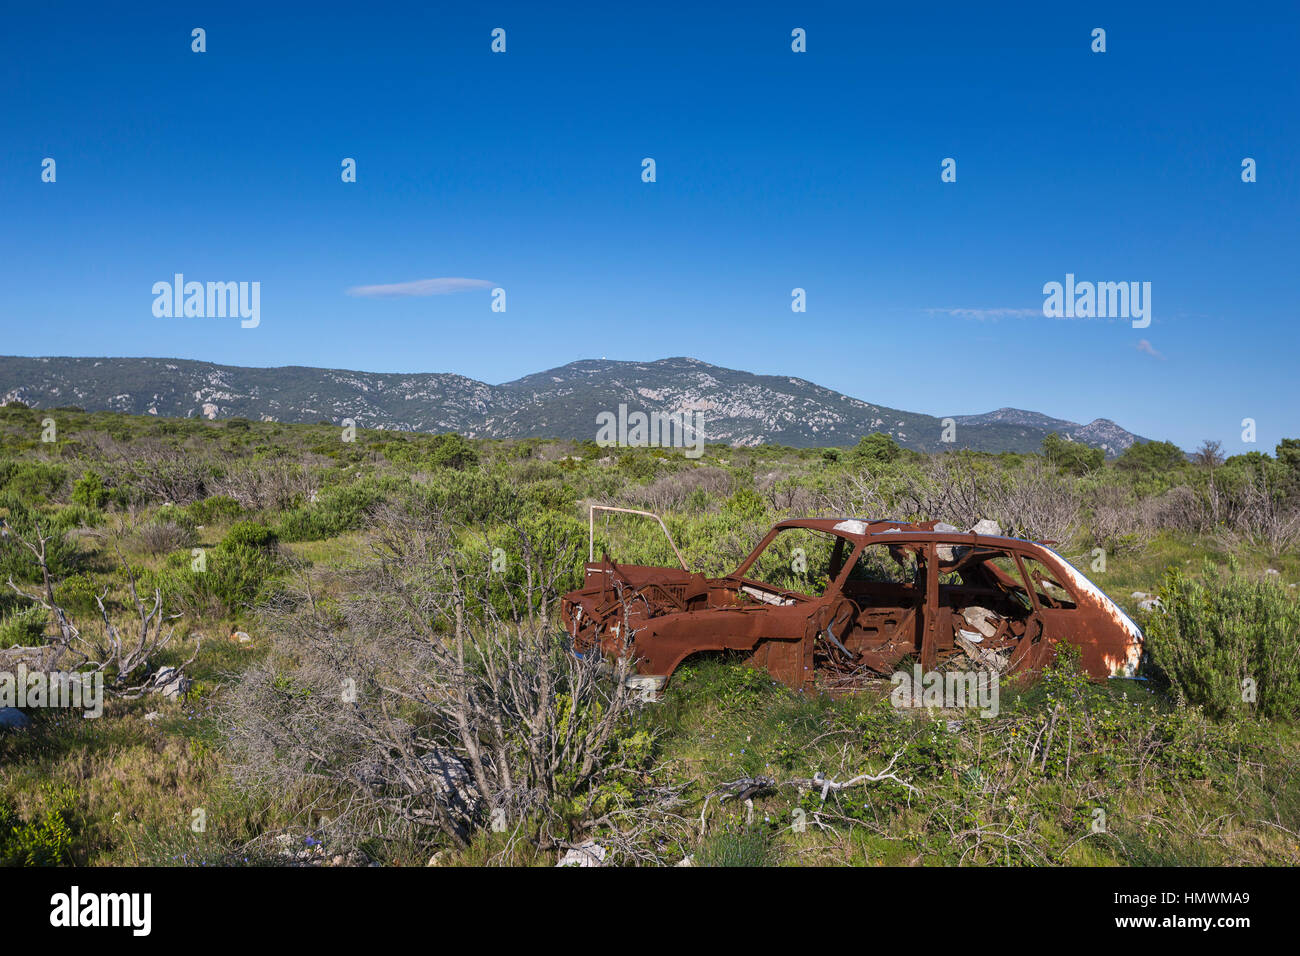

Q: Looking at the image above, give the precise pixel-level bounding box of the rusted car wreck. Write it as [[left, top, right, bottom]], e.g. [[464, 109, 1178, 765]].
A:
[[561, 507, 1144, 695]]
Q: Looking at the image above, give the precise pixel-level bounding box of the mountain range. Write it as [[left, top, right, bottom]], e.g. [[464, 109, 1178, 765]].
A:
[[0, 355, 1151, 455]]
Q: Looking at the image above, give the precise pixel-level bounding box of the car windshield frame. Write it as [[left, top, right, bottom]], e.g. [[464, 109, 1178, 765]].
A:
[[731, 525, 864, 598]]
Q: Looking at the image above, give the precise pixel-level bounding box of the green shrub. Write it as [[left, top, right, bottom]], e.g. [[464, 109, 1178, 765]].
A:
[[0, 461, 67, 502], [851, 432, 902, 465], [426, 433, 478, 470], [185, 495, 243, 525], [616, 451, 658, 481], [417, 471, 521, 525], [276, 483, 379, 542], [0, 493, 83, 583], [150, 521, 281, 618], [1042, 432, 1103, 474], [0, 604, 47, 647], [0, 789, 77, 866], [1117, 440, 1187, 473], [153, 504, 197, 530], [1145, 561, 1300, 720], [381, 432, 479, 471], [70, 470, 109, 509], [223, 521, 278, 551], [52, 572, 102, 616], [722, 487, 767, 523]]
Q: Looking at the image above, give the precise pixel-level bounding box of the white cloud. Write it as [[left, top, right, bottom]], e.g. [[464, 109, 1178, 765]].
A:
[[1136, 339, 1165, 360], [926, 307, 1041, 320], [345, 277, 493, 298]]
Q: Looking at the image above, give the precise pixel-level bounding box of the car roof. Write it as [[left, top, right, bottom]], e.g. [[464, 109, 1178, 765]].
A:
[[771, 517, 1048, 550]]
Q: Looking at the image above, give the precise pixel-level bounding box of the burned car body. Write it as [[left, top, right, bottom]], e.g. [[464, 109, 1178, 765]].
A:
[[561, 510, 1144, 694]]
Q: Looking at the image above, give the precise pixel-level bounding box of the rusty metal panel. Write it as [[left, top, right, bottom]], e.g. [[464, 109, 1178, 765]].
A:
[[561, 509, 1144, 694]]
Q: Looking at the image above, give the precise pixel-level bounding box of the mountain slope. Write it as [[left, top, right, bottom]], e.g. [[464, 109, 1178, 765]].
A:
[[953, 408, 1142, 457], [0, 355, 1151, 455]]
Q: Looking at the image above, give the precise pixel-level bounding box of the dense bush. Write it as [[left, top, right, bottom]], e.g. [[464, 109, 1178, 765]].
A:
[[1145, 562, 1300, 720], [0, 604, 47, 647], [69, 469, 109, 509], [223, 521, 278, 551], [0, 493, 84, 583], [382, 432, 479, 471], [851, 432, 902, 466], [1042, 432, 1103, 475], [416, 470, 522, 525], [276, 483, 381, 542], [0, 461, 67, 502], [1118, 440, 1188, 473], [152, 520, 282, 618], [185, 495, 244, 525]]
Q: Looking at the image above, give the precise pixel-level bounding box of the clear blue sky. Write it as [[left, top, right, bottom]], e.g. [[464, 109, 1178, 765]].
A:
[[1, 1, 1296, 452]]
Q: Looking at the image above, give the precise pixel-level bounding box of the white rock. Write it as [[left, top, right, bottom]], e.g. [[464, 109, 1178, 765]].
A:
[[933, 523, 967, 561], [969, 519, 1003, 537], [150, 667, 190, 700], [557, 841, 607, 867]]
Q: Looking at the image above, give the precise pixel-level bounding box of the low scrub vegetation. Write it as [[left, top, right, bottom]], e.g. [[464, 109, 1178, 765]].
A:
[[0, 404, 1297, 866]]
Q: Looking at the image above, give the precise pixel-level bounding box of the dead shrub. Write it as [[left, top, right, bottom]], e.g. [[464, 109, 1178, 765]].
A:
[[222, 497, 686, 863], [623, 467, 734, 513], [132, 521, 198, 555], [1084, 484, 1152, 555], [213, 461, 315, 512]]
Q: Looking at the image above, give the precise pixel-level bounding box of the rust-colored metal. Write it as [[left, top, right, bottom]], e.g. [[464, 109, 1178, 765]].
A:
[[561, 511, 1145, 694]]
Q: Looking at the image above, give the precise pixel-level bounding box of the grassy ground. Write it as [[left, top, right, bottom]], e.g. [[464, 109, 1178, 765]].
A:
[[5, 639, 1297, 866]]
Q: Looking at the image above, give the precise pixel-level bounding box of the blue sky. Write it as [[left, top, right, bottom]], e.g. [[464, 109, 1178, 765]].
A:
[[1, 1, 1296, 452]]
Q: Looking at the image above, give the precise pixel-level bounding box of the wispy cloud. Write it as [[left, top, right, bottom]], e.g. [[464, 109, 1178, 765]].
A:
[[1136, 339, 1165, 360], [926, 307, 1041, 321], [345, 277, 493, 298]]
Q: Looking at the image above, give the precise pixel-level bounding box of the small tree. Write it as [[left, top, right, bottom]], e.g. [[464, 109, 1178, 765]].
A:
[[851, 432, 902, 466], [70, 470, 109, 510], [1041, 432, 1103, 475], [1116, 439, 1187, 473], [1191, 439, 1225, 469]]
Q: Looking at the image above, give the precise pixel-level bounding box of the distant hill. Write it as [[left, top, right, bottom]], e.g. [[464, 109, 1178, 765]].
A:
[[951, 408, 1145, 458], [0, 355, 1151, 455]]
